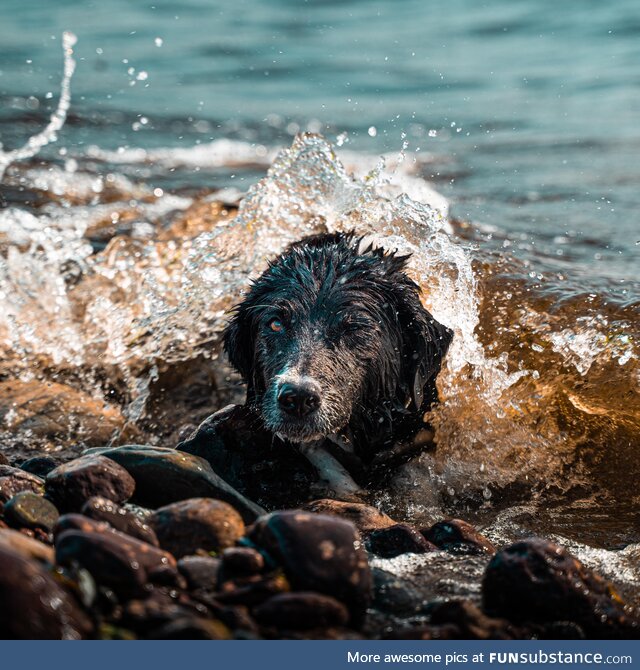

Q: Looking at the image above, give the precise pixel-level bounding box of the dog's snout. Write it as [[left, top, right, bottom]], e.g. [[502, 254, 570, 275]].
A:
[[277, 381, 320, 418]]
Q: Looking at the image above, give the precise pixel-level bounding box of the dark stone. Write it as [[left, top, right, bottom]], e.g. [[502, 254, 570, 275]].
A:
[[55, 528, 177, 599], [0, 527, 55, 563], [0, 453, 9, 466], [81, 496, 158, 546], [221, 547, 264, 576], [422, 519, 496, 556], [177, 404, 318, 509], [4, 491, 59, 531], [0, 465, 44, 503], [20, 456, 60, 478], [248, 511, 372, 625], [366, 524, 437, 558], [54, 513, 113, 539], [0, 543, 92, 639], [302, 499, 396, 535], [121, 590, 209, 635], [254, 592, 349, 630], [178, 555, 222, 590], [146, 617, 231, 640], [426, 600, 517, 640], [482, 538, 640, 638], [151, 497, 245, 558], [88, 444, 264, 524], [46, 455, 135, 512], [216, 572, 290, 607]]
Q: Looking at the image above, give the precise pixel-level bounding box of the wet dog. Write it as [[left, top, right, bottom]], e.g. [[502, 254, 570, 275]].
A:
[[222, 232, 452, 497]]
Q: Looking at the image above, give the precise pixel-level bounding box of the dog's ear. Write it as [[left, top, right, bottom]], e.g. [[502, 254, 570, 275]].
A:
[[395, 284, 453, 411], [222, 303, 257, 391]]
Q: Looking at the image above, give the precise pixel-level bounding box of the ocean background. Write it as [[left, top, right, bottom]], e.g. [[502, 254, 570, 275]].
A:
[[1, 0, 638, 288]]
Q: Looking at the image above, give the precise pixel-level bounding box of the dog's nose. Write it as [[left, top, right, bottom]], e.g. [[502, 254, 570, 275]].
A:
[[277, 382, 320, 418]]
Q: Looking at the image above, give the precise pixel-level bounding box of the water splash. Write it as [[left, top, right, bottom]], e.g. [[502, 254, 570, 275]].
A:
[[0, 32, 77, 181]]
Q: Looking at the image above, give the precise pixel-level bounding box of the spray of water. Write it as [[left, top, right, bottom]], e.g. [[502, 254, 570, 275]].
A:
[[0, 32, 77, 181]]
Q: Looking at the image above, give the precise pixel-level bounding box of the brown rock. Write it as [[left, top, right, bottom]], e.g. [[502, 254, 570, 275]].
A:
[[0, 528, 54, 563], [4, 491, 59, 531], [249, 511, 372, 625], [178, 555, 222, 590], [0, 544, 92, 639], [254, 592, 349, 630], [422, 519, 495, 556], [0, 465, 44, 503], [55, 528, 177, 598], [482, 538, 639, 638], [0, 378, 124, 446], [302, 499, 396, 535], [46, 455, 135, 512], [151, 498, 244, 559], [221, 547, 264, 576], [81, 496, 158, 546], [366, 524, 437, 558]]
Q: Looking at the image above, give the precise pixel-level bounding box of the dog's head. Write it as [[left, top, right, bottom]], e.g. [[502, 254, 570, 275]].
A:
[[223, 232, 452, 447]]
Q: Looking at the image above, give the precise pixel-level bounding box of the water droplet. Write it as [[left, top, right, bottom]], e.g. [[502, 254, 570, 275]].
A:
[[367, 126, 377, 137], [154, 37, 163, 47]]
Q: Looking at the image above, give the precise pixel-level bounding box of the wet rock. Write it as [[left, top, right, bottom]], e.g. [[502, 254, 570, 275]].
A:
[[427, 600, 517, 640], [482, 538, 639, 638], [81, 496, 158, 546], [366, 524, 437, 558], [151, 498, 244, 558], [20, 456, 60, 478], [0, 544, 92, 639], [46, 455, 135, 512], [254, 592, 349, 630], [422, 519, 496, 556], [146, 617, 231, 640], [89, 445, 264, 523], [178, 556, 222, 590], [221, 547, 264, 576], [248, 511, 372, 625], [0, 378, 124, 447], [0, 465, 44, 503], [0, 528, 54, 563], [121, 589, 209, 635], [54, 513, 113, 539], [216, 572, 290, 607], [55, 528, 177, 599], [302, 499, 396, 535], [4, 491, 59, 531], [0, 453, 9, 466], [177, 404, 318, 509]]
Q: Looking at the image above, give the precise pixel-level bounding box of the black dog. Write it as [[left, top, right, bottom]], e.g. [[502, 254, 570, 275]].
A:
[[220, 232, 452, 496]]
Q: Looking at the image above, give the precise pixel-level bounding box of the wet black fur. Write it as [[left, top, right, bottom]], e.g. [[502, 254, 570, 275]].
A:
[[223, 231, 453, 467]]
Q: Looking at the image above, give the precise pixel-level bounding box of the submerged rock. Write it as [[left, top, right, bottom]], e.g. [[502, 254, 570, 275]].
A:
[[0, 378, 124, 447], [302, 499, 396, 535], [46, 455, 135, 512], [422, 519, 496, 556], [151, 498, 245, 558], [366, 524, 437, 558], [482, 538, 639, 638], [81, 496, 158, 546], [248, 511, 371, 625], [89, 445, 264, 523], [0, 465, 44, 503], [4, 491, 59, 531], [0, 544, 92, 639], [254, 592, 349, 630]]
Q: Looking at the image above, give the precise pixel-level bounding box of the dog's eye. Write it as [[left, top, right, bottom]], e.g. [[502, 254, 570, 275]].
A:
[[269, 319, 284, 333]]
